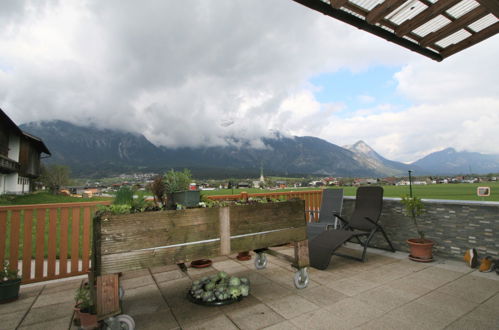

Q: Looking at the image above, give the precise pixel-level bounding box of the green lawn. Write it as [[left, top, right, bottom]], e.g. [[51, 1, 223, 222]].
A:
[[202, 182, 499, 201], [0, 191, 112, 206]]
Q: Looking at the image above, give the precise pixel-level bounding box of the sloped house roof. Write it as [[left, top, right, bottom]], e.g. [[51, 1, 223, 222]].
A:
[[1, 109, 51, 193], [292, 0, 499, 61]]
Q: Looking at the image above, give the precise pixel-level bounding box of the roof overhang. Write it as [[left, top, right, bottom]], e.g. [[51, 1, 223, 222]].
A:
[[291, 0, 499, 61], [22, 131, 51, 156]]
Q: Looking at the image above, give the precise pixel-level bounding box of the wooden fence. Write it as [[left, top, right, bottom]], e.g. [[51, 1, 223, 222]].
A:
[[0, 191, 323, 284], [207, 190, 323, 222], [0, 201, 110, 284]]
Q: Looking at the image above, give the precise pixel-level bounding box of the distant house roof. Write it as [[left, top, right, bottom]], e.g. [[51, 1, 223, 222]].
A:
[[0, 108, 23, 135], [1, 108, 51, 156]]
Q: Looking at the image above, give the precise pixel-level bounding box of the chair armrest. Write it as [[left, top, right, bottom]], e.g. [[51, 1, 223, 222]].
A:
[[334, 214, 352, 230]]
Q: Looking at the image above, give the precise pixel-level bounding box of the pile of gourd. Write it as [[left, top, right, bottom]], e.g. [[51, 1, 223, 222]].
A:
[[189, 271, 250, 303]]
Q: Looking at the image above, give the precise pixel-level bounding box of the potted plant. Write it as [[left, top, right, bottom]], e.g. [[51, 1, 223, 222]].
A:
[[74, 284, 98, 329], [163, 169, 200, 209], [401, 195, 434, 262], [0, 261, 21, 303]]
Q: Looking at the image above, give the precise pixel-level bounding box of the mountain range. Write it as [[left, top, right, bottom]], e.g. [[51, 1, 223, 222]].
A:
[[19, 121, 499, 178]]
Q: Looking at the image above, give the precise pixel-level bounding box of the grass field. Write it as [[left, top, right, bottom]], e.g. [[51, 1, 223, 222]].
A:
[[0, 191, 112, 206], [202, 182, 499, 201]]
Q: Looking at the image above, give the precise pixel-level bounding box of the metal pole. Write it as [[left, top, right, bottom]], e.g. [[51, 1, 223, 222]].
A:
[[408, 170, 413, 198]]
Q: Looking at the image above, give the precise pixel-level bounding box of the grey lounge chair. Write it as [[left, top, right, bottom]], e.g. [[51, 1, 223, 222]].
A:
[[307, 188, 344, 241], [309, 186, 395, 270]]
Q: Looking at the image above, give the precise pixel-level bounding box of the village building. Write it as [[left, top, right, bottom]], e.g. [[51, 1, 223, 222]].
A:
[[0, 109, 51, 194]]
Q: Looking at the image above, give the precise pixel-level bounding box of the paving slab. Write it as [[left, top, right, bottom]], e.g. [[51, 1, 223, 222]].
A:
[[226, 303, 285, 330], [10, 244, 499, 330], [354, 285, 418, 312], [324, 297, 385, 328], [168, 295, 223, 327], [121, 274, 155, 290], [415, 290, 478, 315], [0, 294, 37, 316], [128, 307, 180, 330], [122, 284, 169, 316], [183, 314, 237, 330], [18, 316, 71, 330], [290, 308, 352, 330], [152, 269, 186, 283], [355, 315, 418, 330], [385, 301, 460, 329], [295, 284, 348, 307], [324, 276, 380, 296], [0, 310, 26, 330], [436, 274, 499, 303], [250, 282, 294, 302], [33, 288, 76, 308], [265, 294, 319, 319], [20, 301, 74, 327]]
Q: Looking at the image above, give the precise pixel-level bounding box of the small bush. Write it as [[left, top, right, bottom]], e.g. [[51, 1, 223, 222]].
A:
[[163, 169, 192, 194], [113, 186, 134, 205]]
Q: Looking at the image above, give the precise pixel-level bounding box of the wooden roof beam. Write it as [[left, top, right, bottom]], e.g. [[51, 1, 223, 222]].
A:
[[366, 0, 407, 24], [476, 0, 499, 18], [330, 0, 349, 9], [440, 21, 499, 58], [420, 6, 490, 48], [291, 0, 443, 61], [395, 0, 462, 37]]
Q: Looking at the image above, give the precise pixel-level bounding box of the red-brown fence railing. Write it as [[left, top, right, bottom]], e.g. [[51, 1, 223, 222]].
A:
[[207, 190, 323, 222], [0, 201, 110, 284], [0, 192, 323, 284]]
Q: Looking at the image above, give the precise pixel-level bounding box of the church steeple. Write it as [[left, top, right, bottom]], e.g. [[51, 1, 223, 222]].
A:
[[259, 164, 265, 183]]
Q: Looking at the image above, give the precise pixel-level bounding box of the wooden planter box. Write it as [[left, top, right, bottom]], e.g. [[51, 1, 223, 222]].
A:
[[90, 200, 309, 319]]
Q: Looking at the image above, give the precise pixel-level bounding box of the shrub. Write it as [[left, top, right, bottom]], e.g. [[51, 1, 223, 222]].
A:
[[113, 186, 134, 205], [401, 195, 425, 239], [163, 169, 192, 194]]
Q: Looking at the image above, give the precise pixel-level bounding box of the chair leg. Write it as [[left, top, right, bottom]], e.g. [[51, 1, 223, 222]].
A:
[[379, 227, 396, 252], [361, 231, 376, 261]]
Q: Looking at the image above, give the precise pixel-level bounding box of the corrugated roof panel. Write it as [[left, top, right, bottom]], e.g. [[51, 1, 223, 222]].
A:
[[388, 0, 427, 25], [351, 0, 383, 11], [340, 7, 367, 20], [378, 24, 395, 33], [436, 29, 471, 48], [412, 15, 451, 37], [468, 14, 498, 32], [402, 35, 419, 44], [446, 0, 479, 19]]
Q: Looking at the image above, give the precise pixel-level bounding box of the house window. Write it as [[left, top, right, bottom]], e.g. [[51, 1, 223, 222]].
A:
[[18, 176, 30, 185]]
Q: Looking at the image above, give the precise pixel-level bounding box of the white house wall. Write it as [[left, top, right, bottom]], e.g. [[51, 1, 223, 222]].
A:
[[5, 172, 23, 194], [0, 133, 26, 194], [0, 174, 5, 194]]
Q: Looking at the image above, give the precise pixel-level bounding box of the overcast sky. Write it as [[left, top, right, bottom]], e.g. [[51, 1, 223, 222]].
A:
[[1, 0, 498, 163]]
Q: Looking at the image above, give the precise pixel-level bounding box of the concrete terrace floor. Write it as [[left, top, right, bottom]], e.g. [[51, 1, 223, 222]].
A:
[[2, 244, 499, 330]]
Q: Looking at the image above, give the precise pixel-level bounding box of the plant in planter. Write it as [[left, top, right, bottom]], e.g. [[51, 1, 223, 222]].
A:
[[0, 261, 21, 304], [163, 169, 199, 209], [401, 195, 435, 262], [148, 175, 167, 207], [74, 284, 98, 329]]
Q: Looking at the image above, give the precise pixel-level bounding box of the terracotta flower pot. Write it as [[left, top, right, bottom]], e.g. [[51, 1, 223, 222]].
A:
[[236, 251, 252, 261], [407, 238, 434, 262], [190, 259, 212, 268], [74, 306, 98, 330]]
